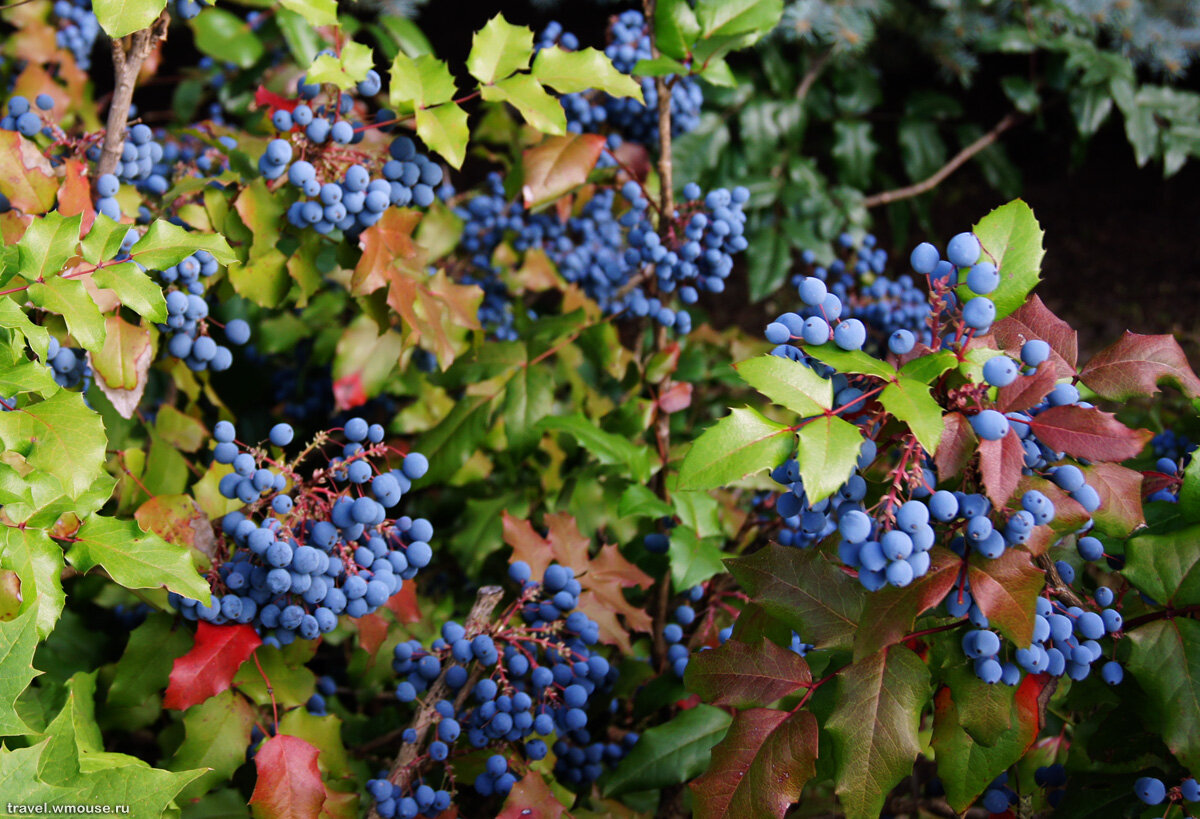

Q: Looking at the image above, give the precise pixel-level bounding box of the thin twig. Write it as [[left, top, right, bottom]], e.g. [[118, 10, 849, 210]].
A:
[[861, 112, 1022, 209], [97, 10, 170, 180], [796, 49, 834, 103], [366, 585, 504, 819]]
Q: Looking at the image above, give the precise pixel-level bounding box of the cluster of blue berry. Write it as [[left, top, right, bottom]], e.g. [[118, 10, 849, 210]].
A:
[[44, 337, 91, 391], [51, 0, 100, 69], [169, 418, 431, 646], [1134, 774, 1200, 808]]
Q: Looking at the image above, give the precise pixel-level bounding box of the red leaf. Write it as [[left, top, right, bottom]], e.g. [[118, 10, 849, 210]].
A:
[[249, 735, 326, 819], [934, 412, 977, 482], [994, 361, 1056, 413], [993, 295, 1078, 380], [691, 708, 818, 819], [1026, 405, 1152, 462], [521, 133, 606, 209], [978, 428, 1025, 509], [164, 622, 262, 710], [658, 381, 693, 414], [1080, 331, 1200, 401], [57, 159, 95, 235], [684, 638, 811, 708], [255, 86, 299, 114], [496, 771, 569, 819], [354, 613, 388, 659], [854, 547, 962, 659], [384, 582, 421, 624], [966, 550, 1044, 647], [332, 373, 366, 412], [1083, 462, 1146, 537]]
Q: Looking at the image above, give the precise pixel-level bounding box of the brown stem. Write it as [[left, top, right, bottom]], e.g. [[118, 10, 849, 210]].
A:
[[96, 10, 170, 180], [1123, 602, 1200, 631], [796, 49, 834, 102], [861, 112, 1022, 209], [1033, 553, 1087, 610], [367, 585, 504, 819]]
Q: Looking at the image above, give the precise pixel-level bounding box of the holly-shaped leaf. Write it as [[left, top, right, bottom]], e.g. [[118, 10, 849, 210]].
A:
[[535, 414, 653, 482], [0, 524, 65, 637], [520, 133, 606, 210], [854, 547, 961, 660], [684, 637, 811, 708], [600, 704, 732, 797], [1082, 462, 1145, 537], [0, 131, 58, 214], [1026, 405, 1152, 462], [278, 0, 336, 29], [93, 0, 166, 38], [966, 549, 1043, 646], [170, 689, 257, 799], [827, 645, 930, 819], [690, 708, 818, 819], [497, 771, 569, 819], [935, 411, 978, 481], [1126, 617, 1200, 772], [994, 360, 1057, 412], [387, 267, 482, 369], [0, 607, 42, 735], [28, 277, 105, 353], [481, 74, 567, 135], [667, 526, 726, 591], [992, 294, 1078, 380], [416, 103, 469, 169], [1123, 521, 1200, 607], [129, 220, 236, 269], [971, 199, 1044, 321], [930, 675, 1044, 811], [734, 355, 832, 417], [0, 389, 106, 499], [879, 377, 943, 453], [164, 623, 262, 710], [249, 734, 327, 819], [796, 414, 863, 503], [803, 345, 896, 379], [467, 14, 534, 85], [18, 212, 82, 283], [107, 613, 193, 710], [92, 316, 152, 419], [1080, 331, 1200, 401], [66, 514, 210, 602], [93, 261, 168, 323], [531, 46, 644, 101], [727, 544, 865, 650], [977, 427, 1025, 509]]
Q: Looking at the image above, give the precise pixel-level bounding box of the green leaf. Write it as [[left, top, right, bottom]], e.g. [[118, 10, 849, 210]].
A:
[[535, 413, 653, 483], [899, 350, 957, 385], [796, 414, 863, 503], [684, 638, 811, 708], [481, 74, 566, 135], [803, 344, 896, 379], [726, 544, 865, 651], [600, 704, 732, 796], [1001, 75, 1041, 114], [191, 7, 263, 70], [502, 361, 554, 452], [668, 527, 726, 590], [0, 360, 60, 399], [278, 0, 337, 30], [65, 514, 211, 603], [618, 484, 674, 520], [694, 0, 783, 62], [106, 613, 192, 710], [388, 53, 457, 109], [827, 646, 930, 819], [532, 47, 644, 102], [94, 261, 168, 323], [879, 377, 944, 453], [0, 389, 106, 499], [672, 491, 722, 538], [655, 0, 701, 60], [377, 17, 432, 59], [416, 103, 469, 169], [170, 689, 257, 800], [92, 0, 166, 39], [971, 199, 1045, 322], [466, 13, 533, 85], [633, 56, 691, 77], [0, 297, 50, 360], [734, 355, 833, 417], [898, 118, 946, 183], [1126, 617, 1200, 771], [831, 120, 877, 189], [0, 608, 42, 735], [18, 213, 82, 283], [413, 393, 492, 485], [0, 525, 65, 637], [28, 277, 105, 353], [1123, 522, 1200, 607], [677, 406, 794, 491], [277, 9, 326, 65], [129, 220, 236, 269]]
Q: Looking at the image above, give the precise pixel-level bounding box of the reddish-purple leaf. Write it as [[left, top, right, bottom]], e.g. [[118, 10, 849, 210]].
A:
[[684, 638, 811, 708], [690, 708, 818, 819], [967, 550, 1044, 647], [978, 428, 1025, 510], [994, 361, 1057, 412], [497, 771, 569, 819], [521, 133, 606, 209], [164, 622, 262, 710], [1026, 405, 1153, 463], [249, 734, 326, 819], [1083, 462, 1146, 537], [1080, 331, 1200, 401], [934, 412, 977, 483], [993, 295, 1078, 379], [854, 547, 961, 660]]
